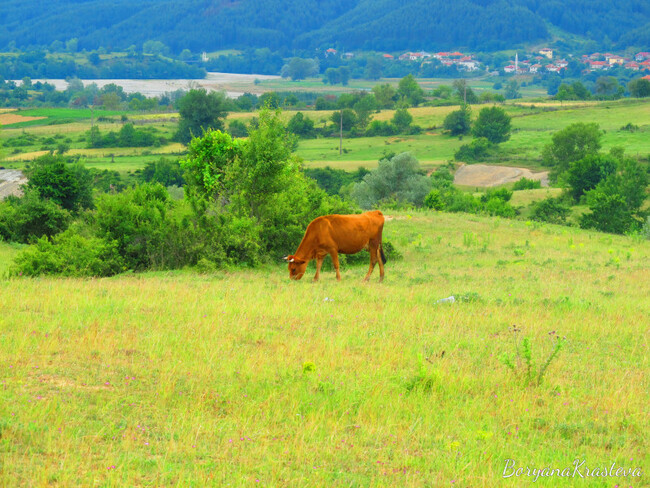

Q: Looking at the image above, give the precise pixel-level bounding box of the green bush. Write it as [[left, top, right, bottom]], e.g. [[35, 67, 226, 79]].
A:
[[351, 152, 431, 209], [530, 198, 571, 225], [0, 191, 71, 243], [13, 230, 124, 277], [512, 178, 542, 190], [454, 137, 492, 162]]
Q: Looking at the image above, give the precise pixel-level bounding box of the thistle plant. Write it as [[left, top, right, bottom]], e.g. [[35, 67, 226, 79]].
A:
[[499, 326, 565, 387]]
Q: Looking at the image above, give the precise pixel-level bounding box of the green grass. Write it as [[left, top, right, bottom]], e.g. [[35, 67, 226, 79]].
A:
[[3, 108, 127, 128], [0, 242, 23, 276], [0, 211, 648, 486], [297, 133, 461, 170]]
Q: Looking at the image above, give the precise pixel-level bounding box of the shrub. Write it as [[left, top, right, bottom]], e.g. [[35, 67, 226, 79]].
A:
[[454, 137, 492, 162], [13, 230, 125, 277], [530, 198, 570, 225], [472, 106, 511, 144], [512, 178, 541, 190], [442, 106, 471, 136], [351, 152, 431, 209], [0, 191, 71, 243]]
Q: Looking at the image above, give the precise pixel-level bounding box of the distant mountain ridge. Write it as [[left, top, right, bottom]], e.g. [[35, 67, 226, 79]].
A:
[[1, 0, 649, 53]]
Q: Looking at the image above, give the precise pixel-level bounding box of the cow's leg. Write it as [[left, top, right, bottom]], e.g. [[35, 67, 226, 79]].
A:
[[377, 245, 385, 282], [314, 256, 324, 281], [364, 244, 378, 282], [330, 252, 341, 281]]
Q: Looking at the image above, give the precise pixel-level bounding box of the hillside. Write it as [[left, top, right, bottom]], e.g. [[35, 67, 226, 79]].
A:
[[1, 0, 649, 53], [1, 211, 648, 485]]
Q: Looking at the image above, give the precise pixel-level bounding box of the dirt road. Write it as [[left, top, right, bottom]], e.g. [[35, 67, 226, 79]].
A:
[[454, 164, 549, 188]]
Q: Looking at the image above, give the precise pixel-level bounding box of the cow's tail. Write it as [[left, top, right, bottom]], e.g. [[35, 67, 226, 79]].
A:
[[379, 243, 387, 264]]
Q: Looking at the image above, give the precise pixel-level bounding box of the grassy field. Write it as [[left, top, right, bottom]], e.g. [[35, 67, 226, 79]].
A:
[[1, 97, 649, 181], [0, 211, 648, 486]]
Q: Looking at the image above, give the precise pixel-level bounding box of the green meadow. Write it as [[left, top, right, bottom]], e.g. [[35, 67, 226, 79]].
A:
[[1, 211, 648, 486], [2, 97, 649, 177]]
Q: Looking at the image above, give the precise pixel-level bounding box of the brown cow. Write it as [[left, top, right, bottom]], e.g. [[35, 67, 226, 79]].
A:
[[283, 210, 386, 282]]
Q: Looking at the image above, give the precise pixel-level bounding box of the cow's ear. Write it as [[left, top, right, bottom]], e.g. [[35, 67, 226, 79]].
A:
[[292, 258, 306, 265]]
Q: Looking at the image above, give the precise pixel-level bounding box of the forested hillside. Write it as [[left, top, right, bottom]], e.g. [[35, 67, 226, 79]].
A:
[[1, 0, 649, 53]]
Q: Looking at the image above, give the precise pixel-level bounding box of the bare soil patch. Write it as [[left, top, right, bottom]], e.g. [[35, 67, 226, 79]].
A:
[[0, 113, 46, 125], [454, 164, 549, 188]]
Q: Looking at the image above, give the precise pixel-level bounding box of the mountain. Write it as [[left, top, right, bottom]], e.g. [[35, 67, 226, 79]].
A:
[[1, 0, 649, 53]]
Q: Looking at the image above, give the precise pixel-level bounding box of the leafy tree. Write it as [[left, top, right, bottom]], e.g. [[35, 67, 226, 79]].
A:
[[397, 74, 425, 107], [330, 109, 357, 132], [140, 159, 185, 187], [504, 80, 520, 100], [228, 119, 249, 138], [530, 198, 570, 225], [452, 80, 479, 104], [176, 89, 229, 144], [580, 158, 649, 234], [454, 137, 492, 162], [541, 123, 602, 177], [181, 130, 242, 200], [0, 190, 70, 243], [443, 105, 471, 136], [364, 58, 382, 80], [472, 106, 511, 144], [352, 152, 431, 208], [628, 78, 650, 98], [324, 67, 340, 85], [287, 112, 315, 138], [565, 154, 617, 202], [281, 57, 319, 81], [391, 108, 413, 133], [432, 85, 453, 100], [353, 95, 378, 130], [26, 155, 93, 212], [595, 76, 623, 99]]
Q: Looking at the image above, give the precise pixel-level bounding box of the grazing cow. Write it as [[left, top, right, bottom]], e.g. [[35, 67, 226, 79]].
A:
[[283, 210, 386, 282]]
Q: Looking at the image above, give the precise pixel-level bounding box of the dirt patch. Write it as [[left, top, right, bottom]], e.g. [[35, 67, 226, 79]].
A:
[[0, 169, 27, 199], [0, 113, 46, 125], [454, 164, 549, 188]]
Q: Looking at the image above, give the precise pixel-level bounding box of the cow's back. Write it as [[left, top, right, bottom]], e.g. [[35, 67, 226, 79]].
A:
[[323, 211, 384, 254]]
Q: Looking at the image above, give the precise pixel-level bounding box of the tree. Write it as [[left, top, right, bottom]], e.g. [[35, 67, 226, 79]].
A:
[[472, 106, 511, 144], [365, 58, 382, 80], [352, 152, 431, 209], [391, 108, 413, 133], [580, 158, 649, 234], [628, 78, 650, 98], [541, 123, 602, 177], [397, 74, 425, 107], [443, 105, 471, 136], [287, 112, 315, 138], [566, 154, 617, 202], [372, 84, 397, 109], [504, 80, 520, 100], [330, 109, 357, 132], [281, 57, 319, 81], [175, 89, 229, 144], [595, 76, 623, 99], [26, 155, 93, 212], [353, 95, 378, 130], [324, 67, 340, 85], [452, 79, 479, 104]]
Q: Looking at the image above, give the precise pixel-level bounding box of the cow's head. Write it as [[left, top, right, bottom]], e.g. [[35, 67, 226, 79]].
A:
[[283, 255, 307, 280]]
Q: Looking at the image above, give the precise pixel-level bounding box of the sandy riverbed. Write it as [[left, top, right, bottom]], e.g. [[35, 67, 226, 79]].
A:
[[20, 72, 280, 98]]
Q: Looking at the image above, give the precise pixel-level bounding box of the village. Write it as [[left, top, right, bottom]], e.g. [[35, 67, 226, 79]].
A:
[[324, 47, 650, 76]]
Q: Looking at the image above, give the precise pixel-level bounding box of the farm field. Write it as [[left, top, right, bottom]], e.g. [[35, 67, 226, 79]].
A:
[[1, 98, 649, 181], [0, 211, 648, 486]]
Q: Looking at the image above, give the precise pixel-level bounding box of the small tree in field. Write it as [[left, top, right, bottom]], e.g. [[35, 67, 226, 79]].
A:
[[176, 89, 229, 144], [472, 106, 511, 144], [443, 105, 471, 136]]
